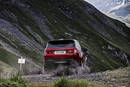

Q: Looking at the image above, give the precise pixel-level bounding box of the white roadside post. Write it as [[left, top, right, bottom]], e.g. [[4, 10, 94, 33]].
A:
[[18, 57, 26, 74]]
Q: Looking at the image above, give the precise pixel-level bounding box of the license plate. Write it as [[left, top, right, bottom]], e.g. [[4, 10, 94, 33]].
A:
[[54, 51, 66, 54]]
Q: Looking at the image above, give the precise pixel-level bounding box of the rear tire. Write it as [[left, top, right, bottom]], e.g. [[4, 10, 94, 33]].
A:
[[81, 56, 87, 68]]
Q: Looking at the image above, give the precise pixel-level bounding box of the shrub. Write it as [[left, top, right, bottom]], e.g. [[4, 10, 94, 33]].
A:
[[0, 80, 26, 87], [0, 74, 27, 87], [54, 78, 69, 87], [71, 81, 89, 87], [54, 78, 89, 87]]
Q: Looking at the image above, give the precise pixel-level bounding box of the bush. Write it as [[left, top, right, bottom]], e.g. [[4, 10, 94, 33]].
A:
[[0, 80, 26, 87], [0, 74, 27, 87], [54, 78, 89, 87], [54, 78, 69, 87], [72, 81, 89, 87]]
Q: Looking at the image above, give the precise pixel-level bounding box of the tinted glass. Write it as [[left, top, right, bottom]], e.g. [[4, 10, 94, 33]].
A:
[[48, 40, 75, 48]]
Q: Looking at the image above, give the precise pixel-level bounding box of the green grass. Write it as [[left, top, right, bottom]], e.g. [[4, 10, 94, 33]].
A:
[[0, 74, 27, 87], [54, 78, 90, 87], [0, 46, 18, 78], [28, 78, 106, 87], [0, 46, 19, 69], [0, 46, 42, 76], [0, 60, 16, 78]]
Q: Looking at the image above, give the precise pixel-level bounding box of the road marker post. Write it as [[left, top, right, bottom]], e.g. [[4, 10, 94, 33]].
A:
[[18, 57, 26, 74]]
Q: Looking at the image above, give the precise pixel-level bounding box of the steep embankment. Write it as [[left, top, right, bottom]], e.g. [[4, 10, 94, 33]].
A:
[[0, 0, 130, 74]]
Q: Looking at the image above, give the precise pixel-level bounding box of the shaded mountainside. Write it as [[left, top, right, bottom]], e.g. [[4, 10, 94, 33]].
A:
[[0, 0, 130, 74]]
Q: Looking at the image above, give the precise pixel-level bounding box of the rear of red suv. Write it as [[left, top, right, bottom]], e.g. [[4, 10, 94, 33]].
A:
[[44, 39, 83, 65]]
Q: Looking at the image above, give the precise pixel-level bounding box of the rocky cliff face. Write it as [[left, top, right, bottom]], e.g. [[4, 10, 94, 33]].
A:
[[0, 0, 130, 74]]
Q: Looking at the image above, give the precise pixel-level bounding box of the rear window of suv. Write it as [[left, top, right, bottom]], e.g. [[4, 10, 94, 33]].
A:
[[47, 40, 75, 48]]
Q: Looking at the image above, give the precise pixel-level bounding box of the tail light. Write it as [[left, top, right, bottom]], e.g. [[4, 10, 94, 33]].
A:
[[74, 49, 78, 53], [66, 49, 79, 53], [66, 49, 74, 53], [74, 49, 80, 55], [46, 50, 54, 54], [66, 49, 79, 54]]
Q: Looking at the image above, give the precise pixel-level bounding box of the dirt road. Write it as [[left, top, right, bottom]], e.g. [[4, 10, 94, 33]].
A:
[[23, 67, 130, 87]]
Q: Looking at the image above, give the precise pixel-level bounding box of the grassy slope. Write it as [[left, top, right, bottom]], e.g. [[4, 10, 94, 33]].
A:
[[0, 61, 15, 75], [0, 0, 130, 73], [0, 46, 18, 76], [0, 46, 18, 69], [0, 45, 42, 76]]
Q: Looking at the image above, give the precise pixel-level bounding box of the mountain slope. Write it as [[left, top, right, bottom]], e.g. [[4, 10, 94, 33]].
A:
[[109, 3, 130, 27], [0, 0, 130, 73], [0, 45, 18, 77], [85, 0, 125, 12], [85, 0, 130, 27]]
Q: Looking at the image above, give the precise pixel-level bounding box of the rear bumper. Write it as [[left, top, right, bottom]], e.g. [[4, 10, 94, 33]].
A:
[[44, 53, 82, 62], [45, 59, 74, 64]]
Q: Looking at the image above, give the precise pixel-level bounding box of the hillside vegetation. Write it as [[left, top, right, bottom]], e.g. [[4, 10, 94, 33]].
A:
[[0, 45, 18, 77], [0, 0, 130, 74]]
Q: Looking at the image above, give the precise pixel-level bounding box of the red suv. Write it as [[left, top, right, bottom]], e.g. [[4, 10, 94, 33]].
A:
[[44, 39, 87, 69]]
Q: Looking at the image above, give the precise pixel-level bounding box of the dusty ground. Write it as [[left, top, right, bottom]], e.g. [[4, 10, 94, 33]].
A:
[[23, 66, 130, 87]]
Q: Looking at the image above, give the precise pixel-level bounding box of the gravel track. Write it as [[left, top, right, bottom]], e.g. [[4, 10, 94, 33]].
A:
[[23, 67, 130, 87]]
